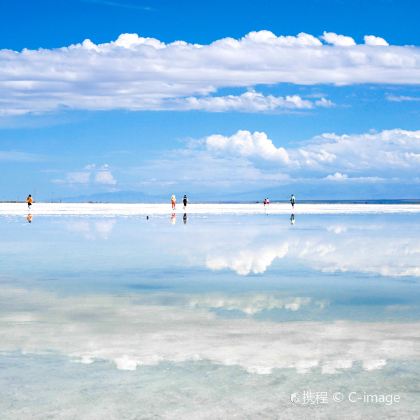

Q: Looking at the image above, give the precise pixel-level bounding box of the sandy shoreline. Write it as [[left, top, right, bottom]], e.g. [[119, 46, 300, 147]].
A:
[[0, 202, 419, 215]]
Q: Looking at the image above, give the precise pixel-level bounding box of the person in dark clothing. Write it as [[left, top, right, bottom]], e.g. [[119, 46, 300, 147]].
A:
[[183, 195, 188, 210], [290, 194, 296, 209]]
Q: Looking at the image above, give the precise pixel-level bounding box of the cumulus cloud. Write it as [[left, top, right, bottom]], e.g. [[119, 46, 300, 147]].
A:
[[321, 32, 356, 47], [202, 129, 420, 177], [205, 130, 290, 163], [54, 163, 117, 186], [116, 128, 420, 193], [297, 129, 420, 173], [0, 31, 419, 114], [95, 168, 117, 185], [364, 35, 389, 46]]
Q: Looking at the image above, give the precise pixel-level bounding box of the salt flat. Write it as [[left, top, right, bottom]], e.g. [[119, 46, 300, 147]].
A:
[[1, 212, 419, 419], [0, 202, 419, 216]]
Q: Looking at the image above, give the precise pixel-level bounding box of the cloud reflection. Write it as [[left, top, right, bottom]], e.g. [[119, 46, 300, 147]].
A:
[[1, 287, 419, 374], [203, 221, 420, 276], [66, 219, 116, 240]]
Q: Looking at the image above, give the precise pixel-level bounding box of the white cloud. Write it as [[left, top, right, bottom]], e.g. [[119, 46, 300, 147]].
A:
[[314, 97, 335, 107], [170, 91, 332, 112], [54, 163, 117, 186], [205, 130, 290, 163], [302, 129, 420, 172], [95, 169, 117, 185], [119, 128, 420, 193], [321, 32, 356, 46], [364, 35, 389, 46], [0, 31, 419, 114], [386, 94, 420, 102], [243, 30, 322, 46], [325, 172, 348, 181], [202, 129, 420, 177]]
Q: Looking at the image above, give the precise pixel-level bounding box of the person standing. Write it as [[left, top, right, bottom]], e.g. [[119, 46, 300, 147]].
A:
[[183, 194, 188, 210], [171, 194, 176, 210], [290, 194, 296, 209], [26, 194, 33, 210]]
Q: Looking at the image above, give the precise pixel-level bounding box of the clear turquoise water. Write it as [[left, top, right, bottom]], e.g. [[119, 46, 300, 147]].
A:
[[0, 213, 419, 419]]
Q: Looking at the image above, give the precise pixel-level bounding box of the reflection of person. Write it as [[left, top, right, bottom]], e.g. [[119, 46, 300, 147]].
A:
[[290, 213, 295, 225], [171, 213, 176, 224], [26, 214, 33, 223], [290, 194, 296, 209], [183, 213, 187, 224], [171, 194, 176, 210], [183, 195, 188, 210], [26, 194, 33, 210]]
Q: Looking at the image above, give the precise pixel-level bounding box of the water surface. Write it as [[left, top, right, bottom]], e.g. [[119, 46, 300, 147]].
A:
[[1, 213, 419, 418]]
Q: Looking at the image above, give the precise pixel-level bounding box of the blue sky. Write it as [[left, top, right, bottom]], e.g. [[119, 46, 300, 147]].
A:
[[0, 0, 419, 201]]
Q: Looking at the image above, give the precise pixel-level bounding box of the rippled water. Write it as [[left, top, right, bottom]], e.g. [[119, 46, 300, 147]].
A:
[[0, 213, 419, 419]]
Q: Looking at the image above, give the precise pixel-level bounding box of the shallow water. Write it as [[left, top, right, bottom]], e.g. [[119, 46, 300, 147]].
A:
[[0, 213, 419, 419]]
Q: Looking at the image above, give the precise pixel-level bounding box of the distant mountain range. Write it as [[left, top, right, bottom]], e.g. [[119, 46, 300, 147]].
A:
[[60, 191, 158, 203], [51, 187, 419, 203]]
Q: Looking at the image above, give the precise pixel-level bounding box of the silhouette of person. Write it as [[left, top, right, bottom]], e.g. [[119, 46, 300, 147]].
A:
[[183, 213, 187, 224], [290, 194, 296, 209], [26, 194, 33, 210], [290, 213, 295, 225]]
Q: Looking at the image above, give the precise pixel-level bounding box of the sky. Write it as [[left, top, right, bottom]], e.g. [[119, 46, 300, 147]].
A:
[[0, 0, 419, 201]]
